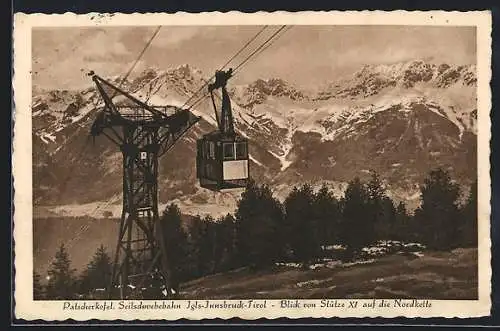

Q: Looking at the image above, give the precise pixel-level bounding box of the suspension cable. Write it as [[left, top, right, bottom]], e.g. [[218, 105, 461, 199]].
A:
[[232, 25, 287, 74], [111, 26, 162, 98], [65, 27, 162, 207], [180, 25, 269, 110], [187, 93, 209, 113], [187, 25, 290, 112], [219, 25, 269, 71], [46, 25, 289, 272]]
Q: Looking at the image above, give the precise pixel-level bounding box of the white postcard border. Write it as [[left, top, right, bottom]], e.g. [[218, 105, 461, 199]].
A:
[[13, 10, 492, 321]]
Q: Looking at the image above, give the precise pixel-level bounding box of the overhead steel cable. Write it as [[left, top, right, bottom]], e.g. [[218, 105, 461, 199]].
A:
[[219, 25, 269, 71], [44, 27, 165, 273], [44, 194, 121, 271], [111, 26, 162, 99], [180, 25, 269, 110], [178, 79, 211, 111], [187, 93, 210, 113], [70, 27, 162, 196], [232, 25, 288, 74], [46, 26, 166, 258], [186, 25, 290, 112]]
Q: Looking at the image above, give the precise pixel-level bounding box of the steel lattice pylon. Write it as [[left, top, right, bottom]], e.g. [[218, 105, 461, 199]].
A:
[[89, 72, 199, 299]]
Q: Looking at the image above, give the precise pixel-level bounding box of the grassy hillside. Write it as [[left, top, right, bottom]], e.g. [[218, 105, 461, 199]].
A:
[[181, 248, 477, 300]]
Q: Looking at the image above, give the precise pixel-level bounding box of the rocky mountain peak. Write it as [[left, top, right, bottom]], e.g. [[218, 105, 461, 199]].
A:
[[317, 60, 476, 100], [231, 77, 307, 109]]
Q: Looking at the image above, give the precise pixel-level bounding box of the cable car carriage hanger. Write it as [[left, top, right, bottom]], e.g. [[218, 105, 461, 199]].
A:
[[84, 25, 290, 299], [196, 68, 249, 191]]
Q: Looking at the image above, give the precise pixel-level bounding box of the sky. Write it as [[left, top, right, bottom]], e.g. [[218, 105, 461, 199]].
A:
[[32, 25, 476, 91]]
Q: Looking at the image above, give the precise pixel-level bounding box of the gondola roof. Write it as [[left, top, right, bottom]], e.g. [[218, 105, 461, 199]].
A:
[[201, 130, 247, 142]]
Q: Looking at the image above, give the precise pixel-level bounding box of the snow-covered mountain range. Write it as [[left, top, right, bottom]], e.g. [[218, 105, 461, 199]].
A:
[[32, 60, 477, 217]]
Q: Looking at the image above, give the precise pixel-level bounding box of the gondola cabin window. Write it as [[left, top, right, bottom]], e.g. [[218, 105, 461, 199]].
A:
[[196, 133, 249, 190], [223, 142, 234, 160], [235, 142, 247, 159], [208, 141, 215, 159]]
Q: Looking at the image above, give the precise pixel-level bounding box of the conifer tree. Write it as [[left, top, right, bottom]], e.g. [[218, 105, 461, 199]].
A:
[[339, 177, 372, 258], [79, 244, 112, 295], [284, 184, 320, 265], [394, 201, 412, 241], [414, 168, 461, 250], [235, 179, 284, 268], [459, 180, 478, 247], [33, 271, 44, 300], [366, 172, 396, 240], [187, 215, 210, 277], [160, 204, 189, 289], [313, 184, 340, 246], [46, 243, 76, 300], [204, 218, 219, 273], [215, 214, 237, 271], [380, 197, 397, 239]]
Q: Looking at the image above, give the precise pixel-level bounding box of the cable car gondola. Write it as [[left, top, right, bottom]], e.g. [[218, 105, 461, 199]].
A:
[[196, 69, 249, 190]]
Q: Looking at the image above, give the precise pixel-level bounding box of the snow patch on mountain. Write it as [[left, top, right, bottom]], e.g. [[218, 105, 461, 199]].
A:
[[231, 78, 309, 109], [317, 60, 476, 100], [170, 186, 242, 217], [32, 88, 102, 152], [314, 95, 474, 142]]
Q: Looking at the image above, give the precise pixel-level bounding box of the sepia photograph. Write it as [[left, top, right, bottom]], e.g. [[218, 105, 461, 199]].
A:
[[13, 11, 492, 320]]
